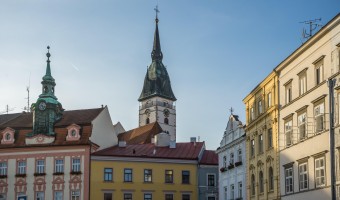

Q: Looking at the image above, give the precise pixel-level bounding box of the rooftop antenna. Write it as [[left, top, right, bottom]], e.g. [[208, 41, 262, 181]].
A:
[[0, 105, 15, 114], [24, 73, 31, 112], [300, 18, 322, 41]]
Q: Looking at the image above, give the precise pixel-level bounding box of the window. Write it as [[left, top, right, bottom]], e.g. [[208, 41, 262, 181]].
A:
[[54, 191, 63, 200], [285, 83, 292, 104], [251, 174, 255, 196], [165, 170, 173, 183], [36, 192, 44, 200], [259, 171, 264, 193], [285, 120, 293, 146], [238, 181, 242, 198], [0, 162, 7, 176], [104, 193, 112, 200], [124, 168, 132, 182], [314, 103, 325, 132], [224, 187, 227, 200], [285, 167, 293, 194], [146, 118, 150, 124], [299, 162, 308, 190], [182, 194, 190, 200], [144, 169, 152, 182], [268, 128, 273, 148], [258, 100, 263, 115], [71, 158, 81, 172], [258, 134, 263, 154], [230, 184, 234, 199], [104, 168, 113, 182], [315, 157, 325, 187], [250, 139, 255, 157], [315, 61, 324, 85], [182, 170, 190, 184], [18, 161, 26, 175], [269, 167, 274, 191], [223, 156, 227, 168], [298, 112, 307, 140], [299, 72, 307, 95], [250, 107, 255, 121], [5, 133, 10, 141], [124, 193, 132, 200], [230, 153, 234, 164], [165, 194, 173, 200], [144, 193, 152, 200], [71, 190, 80, 200], [36, 160, 45, 174], [207, 174, 215, 186], [164, 118, 169, 124], [238, 149, 242, 162], [267, 92, 272, 108], [55, 159, 64, 173]]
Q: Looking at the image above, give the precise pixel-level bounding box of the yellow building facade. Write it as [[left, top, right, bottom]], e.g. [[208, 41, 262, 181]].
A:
[[90, 142, 203, 200], [243, 71, 280, 200]]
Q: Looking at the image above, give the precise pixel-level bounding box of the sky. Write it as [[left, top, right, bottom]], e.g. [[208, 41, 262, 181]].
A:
[[0, 1, 339, 150]]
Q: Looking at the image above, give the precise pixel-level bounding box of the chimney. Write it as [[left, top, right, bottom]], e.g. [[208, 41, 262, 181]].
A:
[[169, 140, 176, 149], [153, 148, 156, 155], [118, 141, 126, 147], [190, 137, 197, 143]]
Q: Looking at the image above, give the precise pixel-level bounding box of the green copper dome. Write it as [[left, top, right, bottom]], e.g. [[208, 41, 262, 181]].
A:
[[138, 17, 176, 102]]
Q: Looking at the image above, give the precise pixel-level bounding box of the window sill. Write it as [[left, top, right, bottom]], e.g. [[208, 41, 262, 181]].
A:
[[15, 174, 26, 178], [70, 171, 82, 175], [143, 182, 153, 184], [53, 172, 64, 175], [34, 173, 46, 176], [0, 175, 7, 179], [104, 180, 113, 183]]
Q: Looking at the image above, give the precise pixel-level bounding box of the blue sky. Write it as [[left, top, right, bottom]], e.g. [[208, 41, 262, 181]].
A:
[[0, 1, 339, 150]]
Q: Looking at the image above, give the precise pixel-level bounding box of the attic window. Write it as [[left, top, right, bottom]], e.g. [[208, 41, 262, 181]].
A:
[[5, 133, 11, 141], [66, 124, 81, 141], [1, 127, 15, 144]]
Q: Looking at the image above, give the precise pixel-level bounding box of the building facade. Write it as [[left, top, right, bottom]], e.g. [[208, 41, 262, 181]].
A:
[[275, 13, 340, 200], [243, 71, 280, 200], [0, 47, 118, 200], [217, 113, 246, 200]]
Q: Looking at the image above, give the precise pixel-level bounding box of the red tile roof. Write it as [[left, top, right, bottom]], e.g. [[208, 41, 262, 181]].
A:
[[92, 142, 205, 160], [117, 122, 163, 144], [199, 150, 218, 165], [0, 108, 104, 148]]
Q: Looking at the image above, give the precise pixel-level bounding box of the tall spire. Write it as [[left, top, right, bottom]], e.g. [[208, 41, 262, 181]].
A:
[[40, 46, 56, 99], [151, 5, 163, 61], [45, 46, 51, 77]]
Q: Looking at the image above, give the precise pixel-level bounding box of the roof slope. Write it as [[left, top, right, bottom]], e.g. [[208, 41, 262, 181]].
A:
[[118, 122, 163, 144], [200, 150, 218, 165], [93, 142, 204, 160]]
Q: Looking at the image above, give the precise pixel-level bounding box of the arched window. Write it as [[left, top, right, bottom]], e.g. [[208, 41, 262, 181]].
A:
[[269, 167, 274, 191], [259, 171, 264, 193], [5, 133, 11, 141], [164, 118, 169, 124], [146, 118, 150, 124], [251, 174, 255, 196]]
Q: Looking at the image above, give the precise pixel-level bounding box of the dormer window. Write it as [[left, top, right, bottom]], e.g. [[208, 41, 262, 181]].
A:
[[1, 127, 15, 144], [66, 124, 81, 141]]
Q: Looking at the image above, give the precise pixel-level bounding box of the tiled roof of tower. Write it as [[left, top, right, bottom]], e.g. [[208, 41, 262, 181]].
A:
[[117, 122, 163, 144], [199, 150, 218, 165], [92, 142, 205, 160], [0, 108, 104, 148]]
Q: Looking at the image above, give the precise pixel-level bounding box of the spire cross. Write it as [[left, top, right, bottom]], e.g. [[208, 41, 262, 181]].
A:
[[230, 107, 234, 114], [154, 5, 160, 21]]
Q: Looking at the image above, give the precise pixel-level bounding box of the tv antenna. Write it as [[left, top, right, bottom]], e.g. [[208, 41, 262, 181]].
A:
[[300, 18, 322, 40], [0, 105, 15, 114], [23, 73, 31, 112]]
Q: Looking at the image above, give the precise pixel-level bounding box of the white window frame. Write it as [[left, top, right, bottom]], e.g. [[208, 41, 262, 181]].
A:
[[55, 159, 64, 173], [71, 158, 81, 172], [18, 161, 26, 175], [238, 181, 242, 198], [299, 162, 308, 191], [285, 167, 293, 194], [54, 191, 63, 200], [207, 173, 216, 187], [71, 190, 80, 200], [285, 120, 293, 146], [315, 157, 326, 187], [0, 162, 7, 176], [250, 139, 255, 157], [230, 184, 234, 199], [315, 62, 324, 85], [314, 103, 325, 133], [250, 107, 255, 121], [299, 73, 307, 95], [258, 100, 263, 115], [36, 191, 44, 200], [36, 160, 45, 174], [267, 92, 272, 108], [258, 134, 263, 154], [285, 83, 292, 104], [267, 128, 273, 148], [298, 112, 307, 140]]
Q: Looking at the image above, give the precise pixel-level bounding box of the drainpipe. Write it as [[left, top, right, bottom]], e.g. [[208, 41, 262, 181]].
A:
[[328, 78, 336, 200]]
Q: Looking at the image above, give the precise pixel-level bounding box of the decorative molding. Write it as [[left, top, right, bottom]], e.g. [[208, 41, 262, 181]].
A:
[[25, 134, 55, 145], [311, 94, 327, 104], [297, 67, 308, 76], [1, 127, 15, 144], [66, 124, 81, 141], [282, 113, 294, 121], [283, 79, 293, 86], [295, 105, 309, 113], [296, 156, 310, 163], [283, 162, 294, 168], [312, 55, 326, 65], [311, 150, 328, 158]]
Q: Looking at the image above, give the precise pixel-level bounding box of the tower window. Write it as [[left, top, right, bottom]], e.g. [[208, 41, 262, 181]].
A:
[[146, 118, 150, 124], [164, 118, 169, 124]]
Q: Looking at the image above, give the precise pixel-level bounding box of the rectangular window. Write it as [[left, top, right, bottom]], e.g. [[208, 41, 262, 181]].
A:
[[207, 174, 215, 186], [182, 170, 190, 184], [315, 157, 325, 187], [165, 194, 173, 200], [36, 160, 45, 174], [299, 73, 307, 95], [182, 194, 190, 200], [224, 187, 227, 200], [36, 192, 44, 200], [0, 162, 7, 176], [71, 158, 81, 172], [314, 103, 325, 133], [104, 193, 112, 200], [298, 112, 307, 140], [285, 167, 293, 194], [250, 139, 255, 157], [71, 190, 80, 200], [104, 168, 113, 182], [230, 153, 234, 164], [285, 83, 292, 104], [144, 169, 152, 182], [299, 162, 308, 191], [165, 170, 173, 183], [267, 92, 272, 108], [285, 120, 292, 146], [144, 193, 152, 200], [258, 134, 263, 154], [124, 193, 132, 200], [18, 161, 26, 175], [258, 100, 263, 115], [268, 128, 273, 148], [238, 149, 242, 162], [124, 168, 133, 182], [54, 191, 63, 200], [238, 182, 242, 198], [55, 159, 64, 173], [230, 184, 234, 199], [250, 107, 255, 121], [315, 61, 323, 85]]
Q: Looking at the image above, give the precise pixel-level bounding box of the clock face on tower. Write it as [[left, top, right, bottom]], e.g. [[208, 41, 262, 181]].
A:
[[39, 102, 46, 111]]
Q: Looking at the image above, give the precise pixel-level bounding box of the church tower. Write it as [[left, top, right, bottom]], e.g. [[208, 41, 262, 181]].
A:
[[138, 10, 177, 141]]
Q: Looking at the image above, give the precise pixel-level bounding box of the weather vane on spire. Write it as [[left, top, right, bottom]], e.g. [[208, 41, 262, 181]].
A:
[[154, 5, 160, 22]]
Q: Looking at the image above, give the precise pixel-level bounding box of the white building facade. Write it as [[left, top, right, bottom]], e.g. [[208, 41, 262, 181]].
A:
[[217, 114, 246, 200]]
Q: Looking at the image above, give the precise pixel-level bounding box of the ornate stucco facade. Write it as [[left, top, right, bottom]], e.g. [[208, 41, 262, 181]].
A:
[[243, 71, 280, 200]]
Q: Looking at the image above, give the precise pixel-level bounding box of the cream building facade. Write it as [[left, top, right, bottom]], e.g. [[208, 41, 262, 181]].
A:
[[275, 13, 340, 200], [243, 71, 280, 200]]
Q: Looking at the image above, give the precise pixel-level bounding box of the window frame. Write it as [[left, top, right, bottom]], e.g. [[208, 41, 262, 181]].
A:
[[104, 168, 113, 182], [314, 102, 325, 133], [285, 82, 292, 104], [299, 162, 308, 191], [285, 166, 294, 194], [144, 193, 152, 200], [238, 181, 242, 198], [207, 173, 216, 186], [315, 156, 326, 188], [285, 120, 293, 147], [17, 161, 26, 175], [250, 139, 255, 158], [182, 170, 190, 184], [267, 128, 273, 149], [71, 158, 81, 173], [259, 171, 264, 193], [71, 190, 80, 200], [36, 159, 45, 174], [124, 193, 132, 200], [144, 169, 152, 183], [299, 71, 307, 96], [124, 168, 133, 182], [268, 167, 274, 191], [165, 170, 173, 183], [55, 159, 64, 174], [258, 134, 263, 154], [298, 112, 307, 140], [0, 162, 7, 176]]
